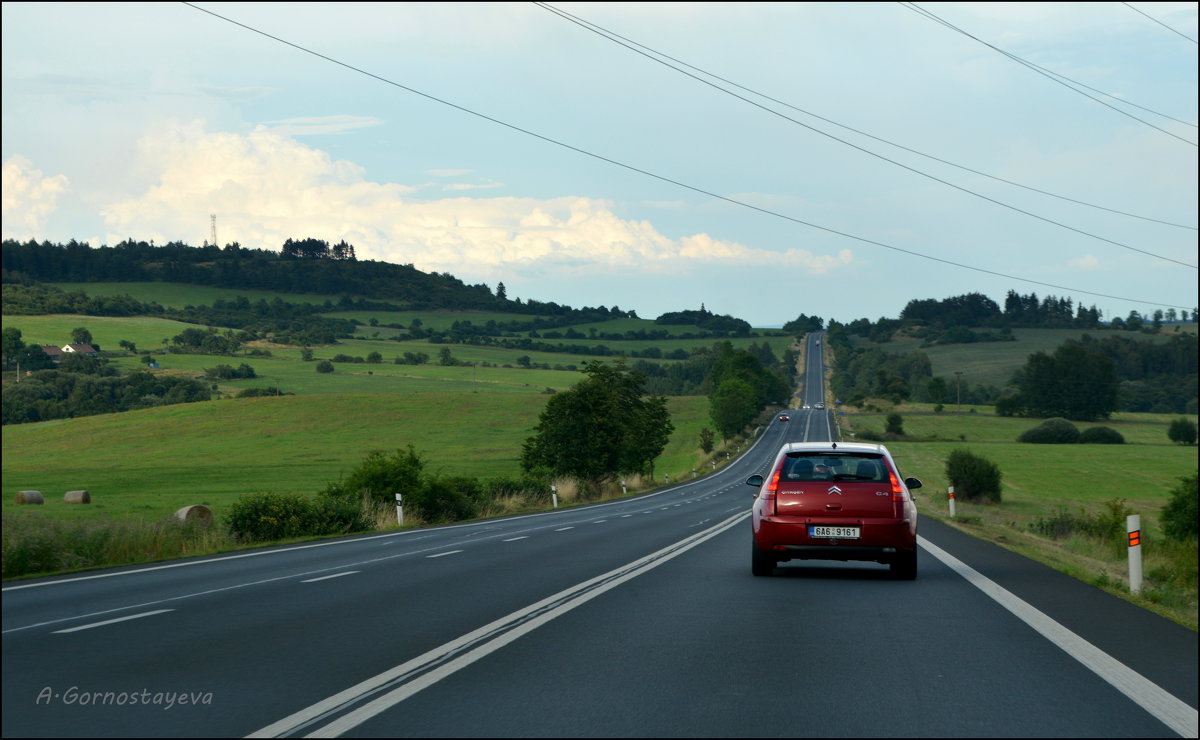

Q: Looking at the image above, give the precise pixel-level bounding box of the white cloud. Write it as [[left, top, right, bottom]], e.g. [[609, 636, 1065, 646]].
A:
[[1068, 254, 1100, 270], [100, 122, 853, 281], [443, 181, 505, 192], [1, 156, 69, 240], [427, 169, 473, 177], [256, 115, 383, 136]]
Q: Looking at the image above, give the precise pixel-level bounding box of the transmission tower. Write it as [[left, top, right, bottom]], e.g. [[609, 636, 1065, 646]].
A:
[[210, 214, 218, 248]]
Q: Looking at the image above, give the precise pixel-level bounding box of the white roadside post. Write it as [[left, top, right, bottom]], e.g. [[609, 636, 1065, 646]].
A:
[[551, 485, 558, 509], [1127, 515, 1142, 595], [664, 473, 670, 485], [621, 480, 627, 495], [395, 493, 404, 526], [948, 486, 956, 518]]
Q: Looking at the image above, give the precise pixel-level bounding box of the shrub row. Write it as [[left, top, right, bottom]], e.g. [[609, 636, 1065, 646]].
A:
[[1017, 418, 1124, 444], [225, 492, 372, 542]]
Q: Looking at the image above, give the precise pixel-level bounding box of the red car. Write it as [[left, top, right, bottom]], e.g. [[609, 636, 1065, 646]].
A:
[[746, 441, 921, 579], [778, 414, 789, 422]]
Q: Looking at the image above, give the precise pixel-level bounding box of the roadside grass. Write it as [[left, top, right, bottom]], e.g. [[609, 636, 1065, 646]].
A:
[[838, 408, 1198, 628], [1, 390, 741, 579]]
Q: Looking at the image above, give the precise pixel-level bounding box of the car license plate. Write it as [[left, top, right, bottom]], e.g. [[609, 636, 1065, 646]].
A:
[[809, 525, 860, 539]]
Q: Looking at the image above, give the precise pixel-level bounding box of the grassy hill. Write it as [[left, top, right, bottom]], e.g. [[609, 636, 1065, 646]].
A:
[[1, 392, 718, 522], [849, 325, 1198, 388]]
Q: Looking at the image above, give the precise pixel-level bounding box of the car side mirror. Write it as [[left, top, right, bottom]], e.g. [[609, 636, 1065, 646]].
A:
[[746, 474, 763, 488], [905, 477, 923, 490]]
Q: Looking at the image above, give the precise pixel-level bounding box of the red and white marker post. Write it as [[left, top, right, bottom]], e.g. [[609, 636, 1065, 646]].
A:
[[1127, 514, 1142, 595]]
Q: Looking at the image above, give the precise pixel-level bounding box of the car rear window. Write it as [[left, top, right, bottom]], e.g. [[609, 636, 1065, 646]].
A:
[[780, 452, 887, 483]]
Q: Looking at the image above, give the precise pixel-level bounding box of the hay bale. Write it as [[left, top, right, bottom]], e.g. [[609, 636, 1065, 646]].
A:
[[15, 491, 44, 505], [174, 505, 213, 525], [64, 490, 91, 504]]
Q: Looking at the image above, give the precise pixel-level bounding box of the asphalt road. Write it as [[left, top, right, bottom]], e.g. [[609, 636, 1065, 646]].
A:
[[3, 333, 1195, 738]]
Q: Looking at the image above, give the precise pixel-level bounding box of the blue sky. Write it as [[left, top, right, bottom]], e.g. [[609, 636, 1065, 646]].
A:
[[3, 2, 1196, 326]]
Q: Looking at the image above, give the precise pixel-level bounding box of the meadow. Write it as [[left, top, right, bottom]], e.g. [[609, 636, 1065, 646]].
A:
[[850, 325, 1197, 388], [839, 406, 1197, 627], [1, 392, 718, 523]]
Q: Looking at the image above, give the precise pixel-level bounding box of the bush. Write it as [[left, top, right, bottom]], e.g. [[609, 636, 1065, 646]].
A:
[[1018, 417, 1080, 444], [1167, 418, 1197, 445], [225, 491, 373, 542], [408, 478, 478, 523], [226, 492, 319, 542], [1079, 426, 1125, 444], [945, 448, 1003, 503], [1161, 472, 1198, 542], [885, 413, 904, 435], [315, 360, 334, 373]]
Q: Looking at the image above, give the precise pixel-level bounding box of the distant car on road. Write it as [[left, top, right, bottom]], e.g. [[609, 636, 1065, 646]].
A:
[[778, 414, 789, 422], [745, 441, 922, 579], [814, 402, 824, 409]]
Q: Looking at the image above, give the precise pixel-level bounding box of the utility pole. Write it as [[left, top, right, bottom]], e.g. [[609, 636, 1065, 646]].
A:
[[955, 371, 963, 412]]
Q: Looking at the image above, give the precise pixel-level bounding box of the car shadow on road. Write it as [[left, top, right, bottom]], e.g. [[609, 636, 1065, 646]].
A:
[[768, 563, 897, 580]]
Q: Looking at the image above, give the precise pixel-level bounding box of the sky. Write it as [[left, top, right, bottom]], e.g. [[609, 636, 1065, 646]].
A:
[[2, 2, 1197, 326]]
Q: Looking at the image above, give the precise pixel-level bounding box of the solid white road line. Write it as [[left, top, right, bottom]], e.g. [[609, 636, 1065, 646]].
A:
[[919, 536, 1198, 739]]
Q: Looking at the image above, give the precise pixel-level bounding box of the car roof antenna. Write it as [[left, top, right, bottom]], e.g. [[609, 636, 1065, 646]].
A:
[[831, 442, 837, 449]]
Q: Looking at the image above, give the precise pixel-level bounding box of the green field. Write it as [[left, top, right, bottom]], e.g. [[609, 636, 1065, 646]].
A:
[[842, 410, 1197, 532], [1, 392, 717, 522], [851, 326, 1198, 388], [2, 314, 206, 352], [49, 282, 344, 308]]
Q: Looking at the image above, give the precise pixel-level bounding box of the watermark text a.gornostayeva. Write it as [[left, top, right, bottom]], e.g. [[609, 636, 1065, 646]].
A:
[[36, 686, 213, 710]]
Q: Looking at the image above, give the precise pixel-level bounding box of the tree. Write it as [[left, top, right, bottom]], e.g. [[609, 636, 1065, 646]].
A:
[[709, 378, 758, 439], [699, 428, 715, 454], [1004, 340, 1118, 421], [886, 413, 904, 435], [71, 327, 93, 346], [1161, 472, 1198, 541], [1167, 418, 1197, 445], [521, 360, 673, 494], [3, 327, 25, 367], [118, 339, 137, 353], [315, 360, 334, 373]]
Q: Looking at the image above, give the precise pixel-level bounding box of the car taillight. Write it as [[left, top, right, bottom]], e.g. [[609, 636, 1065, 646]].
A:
[[765, 467, 782, 495], [888, 468, 907, 501], [760, 463, 783, 517]]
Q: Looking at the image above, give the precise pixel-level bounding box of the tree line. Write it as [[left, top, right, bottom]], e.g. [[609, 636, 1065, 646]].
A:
[[0, 239, 640, 320]]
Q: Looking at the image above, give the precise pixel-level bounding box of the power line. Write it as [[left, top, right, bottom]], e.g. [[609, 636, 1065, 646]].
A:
[[534, 1, 1200, 259], [180, 2, 1194, 312], [1122, 2, 1198, 45], [536, 1, 1195, 233], [901, 2, 1199, 147]]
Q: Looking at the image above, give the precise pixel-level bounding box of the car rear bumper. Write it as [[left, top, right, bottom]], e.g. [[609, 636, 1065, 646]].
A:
[[753, 516, 916, 562]]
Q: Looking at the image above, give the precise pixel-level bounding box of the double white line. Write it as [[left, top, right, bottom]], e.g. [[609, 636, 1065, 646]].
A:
[[250, 510, 749, 738]]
